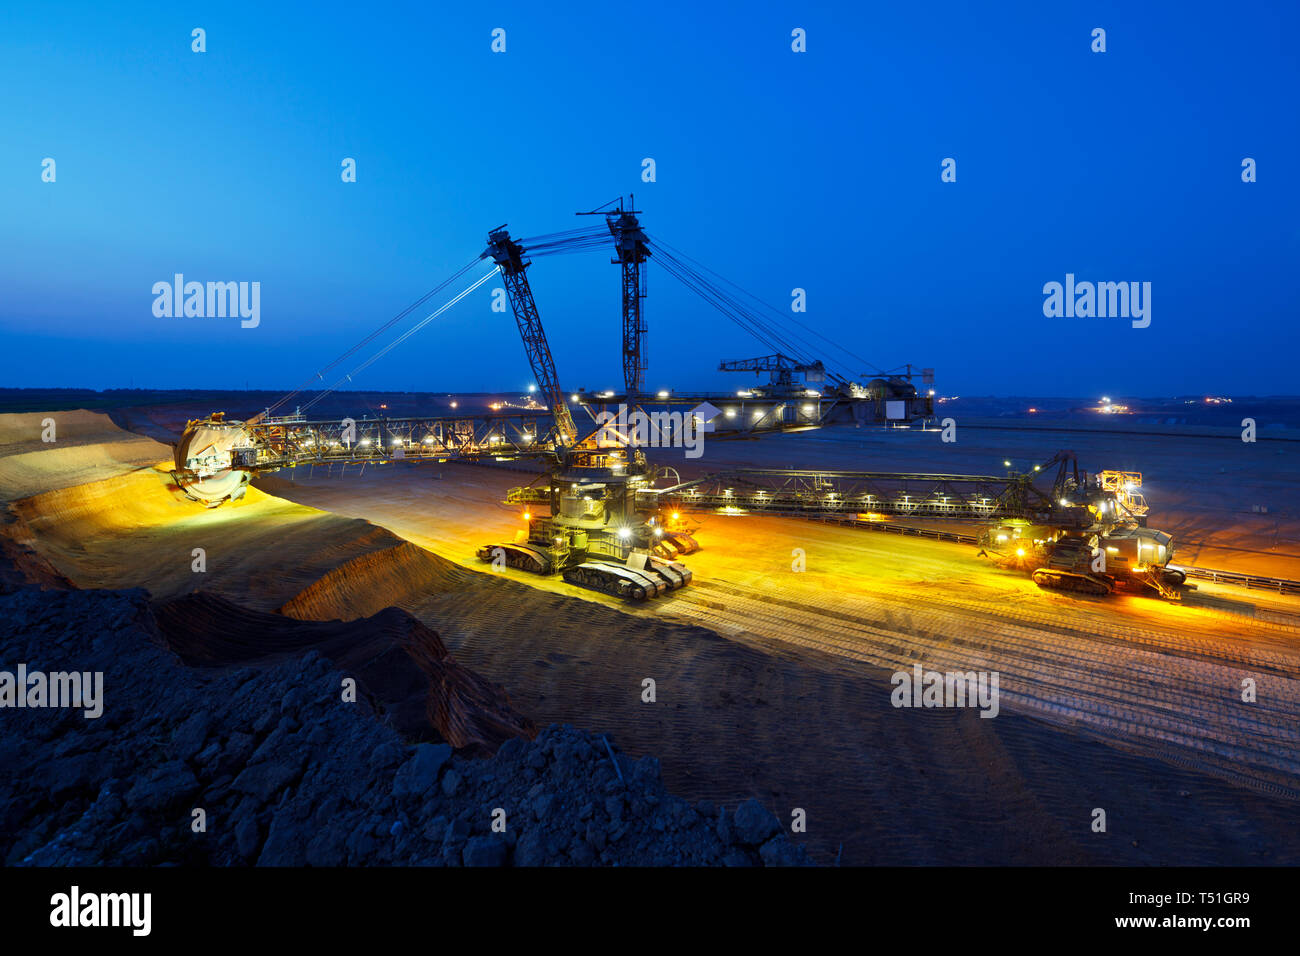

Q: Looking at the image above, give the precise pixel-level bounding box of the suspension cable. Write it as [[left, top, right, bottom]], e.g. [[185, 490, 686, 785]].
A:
[[648, 233, 894, 378], [648, 237, 850, 378], [265, 255, 484, 416], [650, 252, 793, 360], [300, 266, 499, 414], [648, 243, 855, 382]]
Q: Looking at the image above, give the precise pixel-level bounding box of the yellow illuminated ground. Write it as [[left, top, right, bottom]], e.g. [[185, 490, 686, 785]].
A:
[[257, 460, 1300, 798]]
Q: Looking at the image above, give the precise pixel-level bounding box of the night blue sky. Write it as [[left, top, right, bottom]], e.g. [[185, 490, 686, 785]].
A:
[[2, 1, 1297, 397]]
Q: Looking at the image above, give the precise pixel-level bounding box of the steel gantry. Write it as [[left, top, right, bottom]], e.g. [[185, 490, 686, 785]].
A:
[[579, 196, 650, 398], [234, 408, 557, 471], [482, 227, 579, 446], [642, 467, 1080, 526]]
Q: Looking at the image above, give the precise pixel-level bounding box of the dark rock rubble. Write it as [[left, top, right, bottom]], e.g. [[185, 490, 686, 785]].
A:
[[0, 586, 809, 866]]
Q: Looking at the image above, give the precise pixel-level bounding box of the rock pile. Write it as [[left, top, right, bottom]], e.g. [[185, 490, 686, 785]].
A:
[[0, 586, 809, 866], [151, 590, 536, 753]]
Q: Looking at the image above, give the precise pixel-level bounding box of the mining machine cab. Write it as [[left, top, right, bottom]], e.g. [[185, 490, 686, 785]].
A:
[[976, 461, 1189, 598], [979, 520, 1188, 599], [477, 447, 694, 602]]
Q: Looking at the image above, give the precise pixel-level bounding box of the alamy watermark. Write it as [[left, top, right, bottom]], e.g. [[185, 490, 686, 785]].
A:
[[594, 402, 721, 459], [152, 274, 260, 328], [0, 664, 103, 718], [1042, 273, 1150, 328], [50, 886, 150, 936], [891, 663, 999, 718]]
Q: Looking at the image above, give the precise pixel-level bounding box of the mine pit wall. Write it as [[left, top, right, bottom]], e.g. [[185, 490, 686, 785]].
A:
[[0, 409, 173, 500], [152, 591, 535, 753], [278, 542, 473, 623], [0, 412, 544, 754], [2, 459, 461, 616]]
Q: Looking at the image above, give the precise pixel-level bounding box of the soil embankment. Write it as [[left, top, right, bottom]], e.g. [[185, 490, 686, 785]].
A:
[[153, 591, 533, 752]]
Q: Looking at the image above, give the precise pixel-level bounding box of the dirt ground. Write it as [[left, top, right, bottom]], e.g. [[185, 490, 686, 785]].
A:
[[4, 408, 1299, 864]]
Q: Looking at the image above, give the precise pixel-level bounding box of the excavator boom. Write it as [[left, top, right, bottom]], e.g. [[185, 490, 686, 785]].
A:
[[482, 227, 579, 446]]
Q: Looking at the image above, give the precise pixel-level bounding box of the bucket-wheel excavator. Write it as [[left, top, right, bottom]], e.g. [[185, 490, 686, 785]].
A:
[[173, 222, 699, 602], [470, 226, 694, 601], [172, 207, 1189, 602], [971, 457, 1188, 598], [644, 450, 1191, 599]]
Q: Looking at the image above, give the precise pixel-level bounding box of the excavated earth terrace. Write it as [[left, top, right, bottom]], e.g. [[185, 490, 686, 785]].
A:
[[3, 408, 1299, 864]]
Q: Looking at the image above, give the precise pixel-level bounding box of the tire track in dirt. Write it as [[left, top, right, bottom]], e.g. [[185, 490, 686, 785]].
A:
[[663, 578, 1300, 795]]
